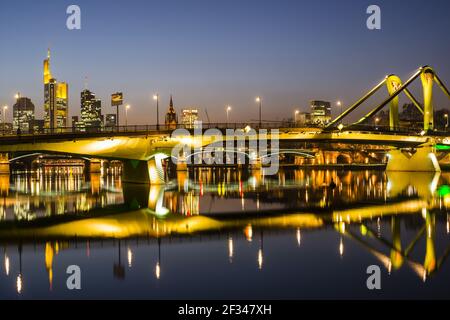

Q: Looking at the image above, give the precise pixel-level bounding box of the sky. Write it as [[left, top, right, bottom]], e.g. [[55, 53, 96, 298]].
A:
[[0, 0, 450, 125]]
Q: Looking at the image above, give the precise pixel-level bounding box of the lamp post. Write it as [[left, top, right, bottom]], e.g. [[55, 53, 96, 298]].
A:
[[153, 94, 160, 130], [2, 105, 7, 134], [294, 110, 300, 125], [255, 97, 262, 128], [125, 105, 130, 127], [226, 105, 232, 126]]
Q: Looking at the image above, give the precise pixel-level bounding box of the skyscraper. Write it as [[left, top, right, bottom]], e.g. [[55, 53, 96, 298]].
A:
[[105, 114, 117, 128], [181, 108, 199, 129], [13, 96, 35, 132], [310, 100, 331, 126], [80, 89, 102, 131], [43, 49, 68, 129]]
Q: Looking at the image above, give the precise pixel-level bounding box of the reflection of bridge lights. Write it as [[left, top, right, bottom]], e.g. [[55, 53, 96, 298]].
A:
[[422, 208, 427, 219], [388, 261, 392, 275], [447, 216, 449, 234], [339, 238, 344, 257], [127, 248, 132, 268], [244, 225, 253, 242], [155, 262, 161, 280], [4, 254, 9, 276], [257, 249, 263, 270], [16, 274, 22, 294], [228, 237, 233, 263], [296, 229, 301, 247], [360, 225, 368, 236]]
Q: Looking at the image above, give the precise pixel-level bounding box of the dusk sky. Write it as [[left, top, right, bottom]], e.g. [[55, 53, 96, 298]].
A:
[[1, 0, 450, 124]]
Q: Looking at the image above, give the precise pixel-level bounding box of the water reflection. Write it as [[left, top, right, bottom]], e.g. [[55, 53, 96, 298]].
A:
[[1, 168, 450, 299]]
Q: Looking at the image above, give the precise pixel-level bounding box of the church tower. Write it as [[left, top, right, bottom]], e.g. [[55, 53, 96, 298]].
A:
[[165, 95, 178, 129]]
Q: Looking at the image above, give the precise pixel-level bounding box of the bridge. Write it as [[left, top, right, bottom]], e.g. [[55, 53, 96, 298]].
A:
[[0, 66, 449, 183]]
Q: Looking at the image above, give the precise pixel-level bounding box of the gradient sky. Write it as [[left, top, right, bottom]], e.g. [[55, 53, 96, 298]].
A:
[[1, 0, 450, 125]]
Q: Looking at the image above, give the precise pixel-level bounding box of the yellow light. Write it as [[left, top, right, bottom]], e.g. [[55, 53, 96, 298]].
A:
[[337, 101, 341, 106], [255, 97, 261, 103], [227, 106, 232, 112], [126, 105, 131, 110], [337, 124, 344, 131], [15, 93, 20, 100], [153, 95, 158, 101], [244, 225, 253, 242]]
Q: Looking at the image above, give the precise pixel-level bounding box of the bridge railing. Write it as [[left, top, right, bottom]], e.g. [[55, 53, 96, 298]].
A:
[[1, 122, 449, 138], [0, 122, 320, 137]]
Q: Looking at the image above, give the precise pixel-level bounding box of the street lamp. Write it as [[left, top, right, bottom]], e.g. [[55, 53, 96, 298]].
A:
[[2, 106, 8, 133], [153, 94, 160, 130], [294, 110, 300, 124], [255, 97, 262, 127], [125, 105, 130, 127], [226, 105, 232, 125], [445, 114, 449, 130]]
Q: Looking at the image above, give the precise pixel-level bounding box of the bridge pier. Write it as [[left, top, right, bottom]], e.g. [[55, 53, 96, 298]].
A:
[[386, 145, 440, 172], [0, 154, 9, 175], [122, 155, 166, 185], [89, 159, 102, 174]]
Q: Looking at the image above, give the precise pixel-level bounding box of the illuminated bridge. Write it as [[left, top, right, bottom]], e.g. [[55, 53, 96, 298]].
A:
[[0, 66, 449, 183]]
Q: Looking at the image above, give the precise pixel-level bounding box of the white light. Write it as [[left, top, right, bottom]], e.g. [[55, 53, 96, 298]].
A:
[[339, 238, 344, 257], [16, 274, 22, 294], [4, 255, 9, 276], [155, 262, 161, 280], [258, 249, 263, 270], [296, 229, 301, 247], [127, 248, 133, 268], [228, 237, 233, 262]]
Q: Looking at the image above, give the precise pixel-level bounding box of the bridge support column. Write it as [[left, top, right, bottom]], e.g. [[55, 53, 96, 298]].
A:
[[122, 155, 166, 185], [386, 145, 440, 172], [421, 68, 434, 131], [89, 159, 102, 174], [0, 154, 9, 175]]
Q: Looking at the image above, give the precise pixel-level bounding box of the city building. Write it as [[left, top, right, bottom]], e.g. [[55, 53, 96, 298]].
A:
[[43, 49, 68, 129], [31, 119, 45, 133], [310, 100, 331, 126], [80, 89, 102, 131], [181, 108, 199, 129], [295, 112, 312, 126], [105, 114, 117, 128], [165, 95, 178, 129], [12, 96, 35, 132], [0, 123, 13, 134]]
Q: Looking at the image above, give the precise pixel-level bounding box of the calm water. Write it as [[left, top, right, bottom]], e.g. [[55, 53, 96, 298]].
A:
[[0, 168, 449, 299]]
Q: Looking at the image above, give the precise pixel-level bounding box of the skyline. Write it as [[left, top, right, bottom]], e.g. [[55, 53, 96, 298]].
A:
[[1, 0, 450, 125]]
